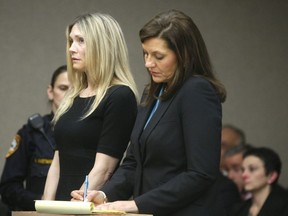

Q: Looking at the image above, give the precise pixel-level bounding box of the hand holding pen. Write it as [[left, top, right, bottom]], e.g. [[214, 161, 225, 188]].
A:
[[71, 189, 108, 205], [71, 175, 107, 204]]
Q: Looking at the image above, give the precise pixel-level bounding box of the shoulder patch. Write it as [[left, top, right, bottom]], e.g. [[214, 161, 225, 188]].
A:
[[5, 134, 21, 158]]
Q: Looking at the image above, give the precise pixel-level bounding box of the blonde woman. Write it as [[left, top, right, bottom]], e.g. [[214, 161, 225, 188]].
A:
[[43, 13, 138, 201]]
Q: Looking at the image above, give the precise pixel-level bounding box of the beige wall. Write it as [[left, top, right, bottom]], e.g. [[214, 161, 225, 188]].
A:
[[0, 0, 287, 187]]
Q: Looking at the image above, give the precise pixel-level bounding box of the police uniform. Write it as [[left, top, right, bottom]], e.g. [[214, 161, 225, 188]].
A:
[[0, 113, 55, 211]]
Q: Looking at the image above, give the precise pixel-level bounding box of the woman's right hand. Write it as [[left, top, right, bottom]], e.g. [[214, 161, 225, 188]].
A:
[[71, 190, 106, 205]]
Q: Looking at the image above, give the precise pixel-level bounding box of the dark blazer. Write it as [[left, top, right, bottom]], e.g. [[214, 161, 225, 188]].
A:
[[210, 173, 242, 215], [103, 77, 223, 216], [228, 184, 288, 216]]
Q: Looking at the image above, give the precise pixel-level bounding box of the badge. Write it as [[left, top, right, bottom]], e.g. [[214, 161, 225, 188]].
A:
[[5, 134, 21, 158]]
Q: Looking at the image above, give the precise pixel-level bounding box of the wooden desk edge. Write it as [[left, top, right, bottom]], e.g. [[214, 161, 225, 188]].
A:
[[12, 211, 153, 216]]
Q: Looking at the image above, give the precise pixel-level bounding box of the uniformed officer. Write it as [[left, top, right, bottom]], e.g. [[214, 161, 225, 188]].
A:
[[0, 65, 70, 211]]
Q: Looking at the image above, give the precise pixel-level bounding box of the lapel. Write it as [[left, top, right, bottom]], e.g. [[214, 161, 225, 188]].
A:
[[137, 94, 176, 160]]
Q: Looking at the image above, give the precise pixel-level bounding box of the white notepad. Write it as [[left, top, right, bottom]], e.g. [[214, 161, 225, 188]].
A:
[[35, 200, 126, 215]]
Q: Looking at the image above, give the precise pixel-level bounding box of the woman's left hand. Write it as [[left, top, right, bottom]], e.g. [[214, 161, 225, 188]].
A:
[[95, 200, 138, 213]]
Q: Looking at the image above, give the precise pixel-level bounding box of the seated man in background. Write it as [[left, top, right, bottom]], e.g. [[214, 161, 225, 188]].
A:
[[220, 124, 246, 171], [223, 144, 252, 200], [0, 65, 70, 211]]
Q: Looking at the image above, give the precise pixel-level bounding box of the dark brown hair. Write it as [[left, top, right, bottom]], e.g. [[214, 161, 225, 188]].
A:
[[50, 65, 67, 88], [139, 10, 226, 105]]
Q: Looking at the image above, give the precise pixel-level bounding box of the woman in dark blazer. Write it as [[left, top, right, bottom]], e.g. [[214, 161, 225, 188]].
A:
[[72, 9, 227, 216]]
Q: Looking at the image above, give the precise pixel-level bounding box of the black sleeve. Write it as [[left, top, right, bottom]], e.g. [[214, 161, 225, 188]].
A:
[[0, 125, 41, 210], [101, 140, 137, 201], [97, 86, 137, 159]]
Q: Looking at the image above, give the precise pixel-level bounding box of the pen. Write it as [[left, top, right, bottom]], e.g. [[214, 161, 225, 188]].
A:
[[83, 175, 89, 202]]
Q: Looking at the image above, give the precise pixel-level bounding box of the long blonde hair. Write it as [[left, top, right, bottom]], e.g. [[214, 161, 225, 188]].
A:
[[54, 13, 138, 123]]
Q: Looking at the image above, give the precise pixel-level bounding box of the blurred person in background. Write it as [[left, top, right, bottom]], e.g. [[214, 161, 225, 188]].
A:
[[223, 144, 253, 200], [0, 65, 70, 211], [229, 147, 288, 216], [220, 124, 246, 171]]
